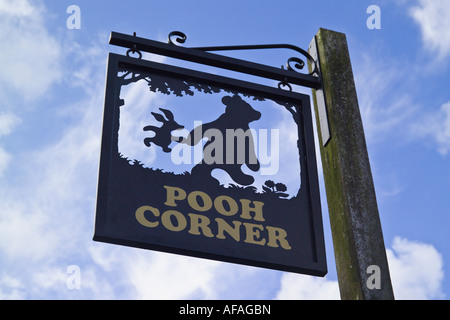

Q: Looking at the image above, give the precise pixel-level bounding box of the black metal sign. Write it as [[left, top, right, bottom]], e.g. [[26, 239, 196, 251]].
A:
[[94, 32, 327, 276]]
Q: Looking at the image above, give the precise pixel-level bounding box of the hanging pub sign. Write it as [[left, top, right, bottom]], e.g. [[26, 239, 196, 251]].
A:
[[94, 32, 327, 276]]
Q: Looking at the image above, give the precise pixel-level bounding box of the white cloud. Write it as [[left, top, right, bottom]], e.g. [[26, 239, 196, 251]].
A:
[[387, 237, 445, 300], [0, 0, 62, 102], [0, 113, 21, 137], [0, 201, 61, 263], [410, 0, 450, 60], [0, 147, 11, 177], [87, 241, 226, 300], [0, 77, 106, 297], [0, 0, 36, 17], [354, 53, 417, 145], [275, 274, 340, 300], [125, 253, 221, 300], [0, 0, 109, 298], [0, 74, 112, 299], [0, 275, 26, 300], [118, 79, 160, 165], [411, 101, 450, 155], [275, 237, 445, 300], [0, 113, 20, 176]]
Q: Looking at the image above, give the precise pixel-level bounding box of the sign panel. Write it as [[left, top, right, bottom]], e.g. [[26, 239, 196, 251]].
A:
[[94, 53, 326, 276]]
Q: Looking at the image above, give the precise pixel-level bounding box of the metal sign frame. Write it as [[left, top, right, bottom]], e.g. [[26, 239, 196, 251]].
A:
[[94, 32, 327, 276]]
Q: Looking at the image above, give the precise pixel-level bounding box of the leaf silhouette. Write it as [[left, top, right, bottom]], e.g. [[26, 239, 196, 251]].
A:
[[277, 193, 289, 198], [264, 180, 275, 188], [275, 183, 287, 192]]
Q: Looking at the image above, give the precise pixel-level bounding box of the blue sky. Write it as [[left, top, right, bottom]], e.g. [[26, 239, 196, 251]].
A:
[[0, 0, 449, 299]]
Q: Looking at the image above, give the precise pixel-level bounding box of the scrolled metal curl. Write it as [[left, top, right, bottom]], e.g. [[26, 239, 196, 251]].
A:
[[283, 49, 318, 77], [168, 31, 187, 45], [286, 57, 305, 72]]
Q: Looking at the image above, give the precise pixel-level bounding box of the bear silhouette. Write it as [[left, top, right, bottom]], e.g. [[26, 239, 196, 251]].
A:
[[181, 94, 261, 186]]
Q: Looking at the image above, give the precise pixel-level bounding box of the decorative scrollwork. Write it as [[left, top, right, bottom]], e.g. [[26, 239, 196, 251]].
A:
[[168, 31, 187, 46], [286, 57, 305, 72], [166, 30, 320, 79], [282, 49, 318, 77]]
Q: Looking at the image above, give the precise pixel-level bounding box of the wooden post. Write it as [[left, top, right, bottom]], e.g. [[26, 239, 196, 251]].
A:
[[308, 28, 395, 300]]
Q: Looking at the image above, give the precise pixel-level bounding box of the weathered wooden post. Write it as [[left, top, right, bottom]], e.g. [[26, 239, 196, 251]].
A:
[[308, 28, 395, 300]]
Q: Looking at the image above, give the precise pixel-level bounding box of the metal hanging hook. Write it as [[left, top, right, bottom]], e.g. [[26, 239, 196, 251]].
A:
[[126, 32, 143, 59], [278, 78, 293, 92]]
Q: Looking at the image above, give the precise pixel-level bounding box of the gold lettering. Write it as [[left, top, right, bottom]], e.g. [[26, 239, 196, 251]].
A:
[[164, 186, 187, 207], [136, 187, 295, 250], [215, 218, 242, 242], [135, 206, 160, 228], [266, 226, 292, 250], [187, 191, 212, 212], [243, 222, 266, 246], [214, 195, 238, 216], [188, 213, 214, 237], [161, 210, 187, 232], [240, 199, 265, 222]]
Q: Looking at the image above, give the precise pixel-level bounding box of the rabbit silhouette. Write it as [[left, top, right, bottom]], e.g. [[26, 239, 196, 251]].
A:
[[143, 108, 184, 153]]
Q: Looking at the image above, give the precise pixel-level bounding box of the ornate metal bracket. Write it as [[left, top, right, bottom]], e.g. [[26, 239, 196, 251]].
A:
[[109, 31, 329, 144], [109, 31, 322, 90], [168, 31, 319, 79]]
